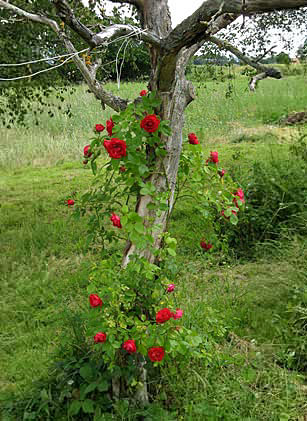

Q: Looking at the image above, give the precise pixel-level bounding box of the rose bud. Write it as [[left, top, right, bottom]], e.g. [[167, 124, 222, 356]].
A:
[[167, 284, 175, 293]]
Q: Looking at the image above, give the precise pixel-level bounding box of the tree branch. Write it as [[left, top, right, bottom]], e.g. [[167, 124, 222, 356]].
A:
[[92, 24, 161, 47], [107, 0, 143, 8], [53, 0, 160, 47], [207, 35, 282, 90], [0, 0, 59, 31], [164, 0, 307, 53], [0, 0, 128, 111]]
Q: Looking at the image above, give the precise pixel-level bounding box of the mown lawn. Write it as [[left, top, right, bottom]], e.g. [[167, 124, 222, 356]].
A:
[[0, 74, 307, 419]]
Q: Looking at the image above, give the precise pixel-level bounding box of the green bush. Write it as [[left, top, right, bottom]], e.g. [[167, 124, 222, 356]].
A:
[[223, 144, 307, 257]]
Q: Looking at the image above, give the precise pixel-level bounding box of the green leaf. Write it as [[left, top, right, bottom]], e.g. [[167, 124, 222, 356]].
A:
[[91, 160, 97, 175], [167, 248, 176, 257], [97, 379, 109, 392], [80, 364, 93, 381], [84, 382, 97, 395], [68, 400, 81, 416], [122, 205, 129, 214], [135, 222, 144, 234], [230, 213, 238, 225], [82, 399, 95, 413]]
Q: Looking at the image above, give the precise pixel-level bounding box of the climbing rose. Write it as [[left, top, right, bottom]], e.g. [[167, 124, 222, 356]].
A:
[[122, 340, 137, 354], [167, 284, 175, 293], [89, 294, 102, 308], [95, 124, 105, 132], [83, 145, 92, 158], [104, 138, 127, 159], [171, 309, 183, 320], [140, 90, 148, 96], [148, 347, 165, 362], [200, 240, 213, 251], [94, 332, 106, 343], [110, 212, 122, 228], [106, 118, 114, 136], [156, 308, 172, 324], [209, 151, 219, 163], [218, 169, 226, 177], [140, 114, 160, 133], [67, 199, 74, 206], [188, 133, 199, 145]]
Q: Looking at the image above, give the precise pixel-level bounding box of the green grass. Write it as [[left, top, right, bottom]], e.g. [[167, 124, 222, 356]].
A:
[[1, 76, 307, 419]]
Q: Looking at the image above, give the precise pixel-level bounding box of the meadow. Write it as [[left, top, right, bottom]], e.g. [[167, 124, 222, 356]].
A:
[[0, 70, 307, 420]]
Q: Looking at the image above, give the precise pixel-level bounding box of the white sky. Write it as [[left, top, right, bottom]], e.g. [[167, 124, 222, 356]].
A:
[[87, 1, 305, 57]]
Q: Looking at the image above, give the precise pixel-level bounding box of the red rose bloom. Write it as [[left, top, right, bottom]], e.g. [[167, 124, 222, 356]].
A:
[[84, 145, 92, 158], [104, 138, 127, 159], [218, 169, 226, 177], [200, 240, 213, 251], [140, 90, 148, 97], [148, 347, 165, 362], [67, 199, 74, 206], [233, 188, 245, 208], [95, 124, 105, 133], [209, 151, 219, 163], [110, 212, 122, 228], [89, 294, 103, 308], [94, 332, 106, 343], [122, 339, 137, 354], [140, 114, 160, 133], [234, 188, 244, 201], [156, 308, 172, 324], [188, 133, 199, 145], [106, 118, 115, 136]]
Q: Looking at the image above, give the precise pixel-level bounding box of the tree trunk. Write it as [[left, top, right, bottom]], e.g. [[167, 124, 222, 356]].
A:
[[122, 47, 195, 264]]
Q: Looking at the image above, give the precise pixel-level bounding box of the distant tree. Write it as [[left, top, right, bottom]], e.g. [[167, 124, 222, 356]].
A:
[[297, 38, 307, 60], [276, 51, 291, 64]]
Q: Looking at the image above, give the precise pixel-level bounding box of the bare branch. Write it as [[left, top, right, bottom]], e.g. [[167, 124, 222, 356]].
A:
[[108, 0, 143, 8], [53, 0, 95, 46], [208, 35, 281, 77], [255, 45, 276, 63], [0, 0, 59, 31], [208, 35, 282, 90], [53, 0, 160, 47], [164, 0, 307, 53], [249, 72, 268, 91], [0, 0, 128, 111], [93, 24, 161, 47]]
